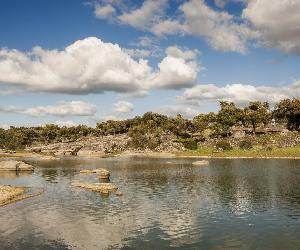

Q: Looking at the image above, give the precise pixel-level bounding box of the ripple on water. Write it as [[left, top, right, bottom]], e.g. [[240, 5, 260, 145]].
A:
[[0, 158, 300, 249]]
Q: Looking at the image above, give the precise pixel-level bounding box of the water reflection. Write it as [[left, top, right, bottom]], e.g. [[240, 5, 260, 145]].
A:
[[0, 157, 300, 249]]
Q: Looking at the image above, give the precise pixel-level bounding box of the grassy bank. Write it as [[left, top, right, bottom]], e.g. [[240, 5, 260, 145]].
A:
[[177, 146, 300, 158]]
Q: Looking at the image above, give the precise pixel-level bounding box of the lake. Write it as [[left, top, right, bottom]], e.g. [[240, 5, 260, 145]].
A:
[[0, 157, 300, 249]]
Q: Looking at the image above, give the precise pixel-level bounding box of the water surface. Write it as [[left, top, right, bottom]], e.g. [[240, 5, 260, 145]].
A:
[[0, 157, 300, 249]]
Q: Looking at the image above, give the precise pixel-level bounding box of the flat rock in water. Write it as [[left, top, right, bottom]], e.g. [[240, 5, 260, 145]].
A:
[[192, 160, 209, 166], [80, 168, 110, 177], [0, 185, 26, 205], [0, 160, 34, 171], [72, 182, 118, 192]]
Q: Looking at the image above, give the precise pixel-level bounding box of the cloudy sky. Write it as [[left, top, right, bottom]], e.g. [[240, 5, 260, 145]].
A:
[[1, 0, 300, 127]]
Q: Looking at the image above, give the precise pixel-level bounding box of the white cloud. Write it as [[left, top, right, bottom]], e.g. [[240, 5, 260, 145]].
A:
[[94, 4, 116, 19], [0, 37, 199, 94], [166, 46, 199, 60], [0, 124, 10, 130], [242, 0, 300, 53], [148, 55, 199, 89], [0, 88, 21, 96], [180, 0, 256, 53], [156, 105, 198, 118], [54, 120, 79, 127], [123, 48, 151, 58], [179, 81, 300, 105], [214, 0, 247, 8], [151, 19, 184, 36], [113, 101, 134, 113], [0, 101, 97, 117], [118, 0, 167, 29]]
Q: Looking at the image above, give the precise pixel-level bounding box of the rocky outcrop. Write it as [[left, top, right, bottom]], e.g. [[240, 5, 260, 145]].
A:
[[0, 160, 34, 171]]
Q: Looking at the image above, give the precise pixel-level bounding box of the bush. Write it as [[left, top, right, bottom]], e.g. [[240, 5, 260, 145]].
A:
[[178, 138, 198, 150], [239, 138, 253, 150], [216, 140, 233, 151]]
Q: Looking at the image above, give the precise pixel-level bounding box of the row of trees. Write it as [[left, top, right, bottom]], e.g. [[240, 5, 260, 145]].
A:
[[0, 98, 299, 150]]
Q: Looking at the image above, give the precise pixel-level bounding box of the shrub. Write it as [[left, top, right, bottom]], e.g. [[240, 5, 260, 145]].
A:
[[216, 140, 233, 151], [178, 138, 198, 150], [238, 138, 253, 150]]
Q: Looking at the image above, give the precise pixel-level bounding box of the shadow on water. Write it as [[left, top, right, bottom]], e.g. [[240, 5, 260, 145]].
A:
[[0, 157, 299, 249]]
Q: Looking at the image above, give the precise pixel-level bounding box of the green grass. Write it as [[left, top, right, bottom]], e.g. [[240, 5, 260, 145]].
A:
[[177, 146, 300, 158]]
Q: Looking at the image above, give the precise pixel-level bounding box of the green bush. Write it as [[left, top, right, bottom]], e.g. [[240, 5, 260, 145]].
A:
[[216, 140, 233, 151], [238, 138, 253, 150], [178, 138, 198, 150]]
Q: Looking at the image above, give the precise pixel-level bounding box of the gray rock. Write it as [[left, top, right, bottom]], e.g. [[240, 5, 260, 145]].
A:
[[0, 160, 34, 171]]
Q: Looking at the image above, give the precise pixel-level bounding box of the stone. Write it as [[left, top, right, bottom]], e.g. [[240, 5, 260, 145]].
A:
[[115, 191, 123, 196], [72, 182, 118, 192], [80, 168, 110, 179], [192, 160, 209, 166], [0, 160, 34, 171]]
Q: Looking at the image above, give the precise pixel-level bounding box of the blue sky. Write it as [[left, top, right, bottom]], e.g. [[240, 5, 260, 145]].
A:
[[0, 0, 300, 127]]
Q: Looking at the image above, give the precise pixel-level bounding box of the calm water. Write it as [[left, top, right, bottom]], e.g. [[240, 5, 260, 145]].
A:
[[0, 157, 300, 250]]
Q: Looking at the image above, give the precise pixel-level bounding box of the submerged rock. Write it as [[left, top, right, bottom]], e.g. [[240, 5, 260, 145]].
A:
[[115, 191, 123, 196], [0, 160, 34, 171], [80, 168, 110, 179], [72, 182, 118, 192], [192, 160, 209, 166]]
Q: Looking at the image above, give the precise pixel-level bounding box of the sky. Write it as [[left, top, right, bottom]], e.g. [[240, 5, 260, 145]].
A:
[[0, 0, 300, 128]]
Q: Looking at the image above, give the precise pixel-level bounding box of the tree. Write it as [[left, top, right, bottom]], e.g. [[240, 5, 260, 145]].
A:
[[273, 98, 300, 131], [192, 112, 217, 132], [243, 101, 271, 134], [216, 101, 241, 136]]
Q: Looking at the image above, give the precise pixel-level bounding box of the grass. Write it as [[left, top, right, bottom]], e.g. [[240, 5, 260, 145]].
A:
[[177, 146, 300, 158]]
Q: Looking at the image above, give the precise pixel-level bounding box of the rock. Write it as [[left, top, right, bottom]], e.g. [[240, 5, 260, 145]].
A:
[[0, 160, 34, 171], [80, 168, 110, 179], [100, 190, 110, 198], [192, 160, 209, 166], [72, 182, 118, 192], [0, 185, 26, 205], [115, 191, 123, 196], [39, 155, 57, 160], [97, 169, 110, 179], [18, 162, 35, 171]]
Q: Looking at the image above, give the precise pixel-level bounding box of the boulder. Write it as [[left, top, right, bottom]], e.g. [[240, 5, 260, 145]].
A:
[[0, 160, 34, 171], [80, 168, 110, 179], [72, 182, 118, 192], [18, 162, 35, 171], [192, 160, 209, 166]]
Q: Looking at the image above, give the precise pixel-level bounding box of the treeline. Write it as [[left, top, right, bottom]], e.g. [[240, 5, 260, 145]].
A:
[[0, 98, 299, 150]]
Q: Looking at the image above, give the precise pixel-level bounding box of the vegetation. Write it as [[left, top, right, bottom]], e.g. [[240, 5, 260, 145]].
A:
[[0, 98, 299, 154]]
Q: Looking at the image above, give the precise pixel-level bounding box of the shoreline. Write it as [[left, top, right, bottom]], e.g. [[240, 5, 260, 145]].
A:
[[1, 150, 300, 160]]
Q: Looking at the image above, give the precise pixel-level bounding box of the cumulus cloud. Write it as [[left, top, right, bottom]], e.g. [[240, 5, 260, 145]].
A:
[[0, 101, 97, 117], [242, 0, 300, 53], [166, 46, 199, 60], [179, 0, 256, 53], [113, 101, 134, 113], [53, 120, 79, 127], [94, 4, 116, 19], [148, 55, 199, 89], [118, 0, 167, 29], [179, 81, 300, 105], [156, 105, 198, 118], [92, 0, 300, 54], [123, 48, 151, 58], [0, 37, 199, 94]]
